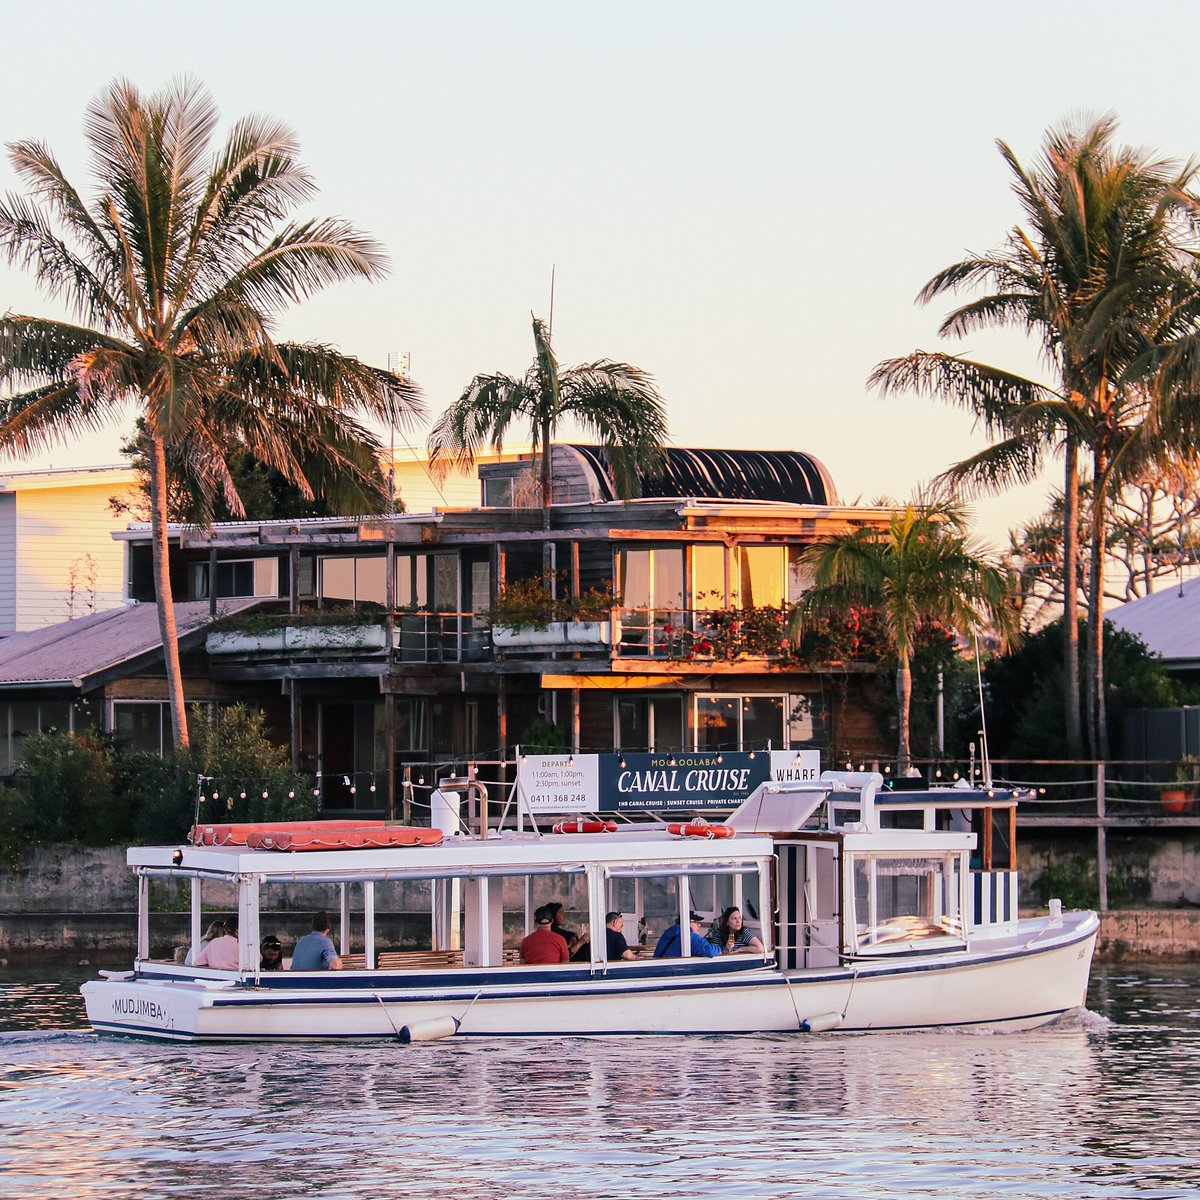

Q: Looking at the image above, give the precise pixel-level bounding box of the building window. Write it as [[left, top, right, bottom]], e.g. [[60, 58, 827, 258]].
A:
[[483, 477, 513, 507], [193, 558, 279, 600], [694, 694, 785, 751], [0, 699, 79, 774], [788, 693, 826, 746], [734, 547, 785, 608], [319, 555, 387, 606], [617, 548, 684, 611], [617, 694, 684, 753], [394, 554, 460, 611]]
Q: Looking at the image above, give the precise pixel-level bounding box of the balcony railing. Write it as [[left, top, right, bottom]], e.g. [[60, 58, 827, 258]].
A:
[[393, 612, 490, 663], [617, 608, 794, 661]]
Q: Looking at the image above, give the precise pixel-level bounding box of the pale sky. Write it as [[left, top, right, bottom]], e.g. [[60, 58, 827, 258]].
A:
[[4, 1, 1200, 547]]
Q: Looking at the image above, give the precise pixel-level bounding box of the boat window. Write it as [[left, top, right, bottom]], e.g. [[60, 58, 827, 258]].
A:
[[849, 852, 966, 954], [604, 865, 768, 955]]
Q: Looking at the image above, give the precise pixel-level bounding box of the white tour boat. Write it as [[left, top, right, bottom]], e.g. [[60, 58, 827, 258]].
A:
[[82, 770, 1099, 1041]]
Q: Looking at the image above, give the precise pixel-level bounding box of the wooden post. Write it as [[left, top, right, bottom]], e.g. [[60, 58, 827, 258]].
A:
[[385, 692, 397, 821], [1096, 761, 1108, 913], [288, 678, 301, 771], [982, 808, 993, 872]]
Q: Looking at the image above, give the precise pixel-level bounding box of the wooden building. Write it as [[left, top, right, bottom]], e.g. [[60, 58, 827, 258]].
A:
[[0, 445, 896, 809]]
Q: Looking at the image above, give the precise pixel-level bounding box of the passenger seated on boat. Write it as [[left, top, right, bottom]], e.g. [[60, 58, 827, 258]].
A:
[[653, 911, 721, 959], [601, 911, 636, 962], [260, 935, 284, 971], [195, 920, 239, 970], [547, 902, 589, 958], [520, 905, 570, 964], [183, 920, 227, 966], [707, 907, 764, 955], [290, 911, 342, 971]]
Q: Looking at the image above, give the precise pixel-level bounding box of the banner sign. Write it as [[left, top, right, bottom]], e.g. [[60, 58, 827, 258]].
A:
[[519, 750, 821, 814]]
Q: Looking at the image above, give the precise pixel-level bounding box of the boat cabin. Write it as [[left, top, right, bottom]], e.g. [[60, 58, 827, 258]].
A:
[[125, 772, 1023, 983]]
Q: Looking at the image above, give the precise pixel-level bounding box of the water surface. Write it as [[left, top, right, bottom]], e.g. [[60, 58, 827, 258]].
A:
[[1, 964, 1197, 1199]]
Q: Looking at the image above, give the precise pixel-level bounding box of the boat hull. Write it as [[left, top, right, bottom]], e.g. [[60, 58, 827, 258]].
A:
[[82, 913, 1098, 1041]]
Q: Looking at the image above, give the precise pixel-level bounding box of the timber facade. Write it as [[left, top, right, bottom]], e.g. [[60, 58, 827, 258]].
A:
[[1, 445, 897, 808]]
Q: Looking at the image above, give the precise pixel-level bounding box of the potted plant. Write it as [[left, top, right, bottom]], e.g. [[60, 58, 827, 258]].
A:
[[486, 574, 619, 649], [1162, 757, 1199, 815]]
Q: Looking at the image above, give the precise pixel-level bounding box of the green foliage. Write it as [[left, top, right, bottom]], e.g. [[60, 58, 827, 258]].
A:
[[486, 574, 619, 629], [517, 718, 570, 754], [1031, 856, 1131, 910], [0, 705, 317, 859], [17, 731, 131, 845], [973, 619, 1191, 759], [180, 706, 317, 829], [212, 604, 386, 635]]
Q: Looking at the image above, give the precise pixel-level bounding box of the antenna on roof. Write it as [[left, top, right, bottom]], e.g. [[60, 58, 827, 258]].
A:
[[386, 351, 411, 516]]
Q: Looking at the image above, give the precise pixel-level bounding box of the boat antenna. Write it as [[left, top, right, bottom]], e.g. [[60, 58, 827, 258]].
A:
[[548, 264, 556, 339], [974, 630, 992, 788]]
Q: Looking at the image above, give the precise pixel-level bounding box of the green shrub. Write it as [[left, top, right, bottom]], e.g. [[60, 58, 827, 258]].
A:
[[179, 704, 317, 829], [19, 730, 131, 845]]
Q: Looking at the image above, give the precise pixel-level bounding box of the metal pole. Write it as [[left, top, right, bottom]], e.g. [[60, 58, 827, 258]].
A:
[[1096, 761, 1108, 912]]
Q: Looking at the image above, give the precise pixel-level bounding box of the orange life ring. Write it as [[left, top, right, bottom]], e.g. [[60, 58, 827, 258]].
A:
[[667, 821, 735, 840], [552, 819, 618, 834]]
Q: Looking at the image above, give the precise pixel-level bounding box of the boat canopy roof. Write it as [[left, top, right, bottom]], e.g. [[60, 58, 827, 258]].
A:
[[132, 827, 778, 883]]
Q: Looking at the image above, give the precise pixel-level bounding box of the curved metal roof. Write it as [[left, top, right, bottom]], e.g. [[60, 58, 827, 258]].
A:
[[565, 445, 837, 505]]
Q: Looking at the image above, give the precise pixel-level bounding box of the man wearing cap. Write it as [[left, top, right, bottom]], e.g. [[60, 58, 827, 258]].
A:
[[652, 911, 722, 958], [519, 904, 570, 964]]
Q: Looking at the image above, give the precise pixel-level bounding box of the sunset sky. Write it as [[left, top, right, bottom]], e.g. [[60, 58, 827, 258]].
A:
[[4, 1, 1200, 546]]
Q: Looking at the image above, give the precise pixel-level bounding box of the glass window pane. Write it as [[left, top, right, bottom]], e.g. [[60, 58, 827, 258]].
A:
[[692, 544, 726, 609], [742, 695, 784, 750], [695, 695, 738, 751], [618, 698, 649, 752], [10, 700, 39, 766], [787, 546, 812, 604], [652, 549, 684, 610], [254, 558, 280, 598], [432, 557, 457, 611], [112, 703, 163, 755], [788, 693, 824, 746], [39, 702, 70, 734], [618, 550, 651, 609], [356, 557, 387, 605], [739, 547, 784, 608], [650, 696, 683, 752], [470, 562, 491, 614], [320, 558, 355, 602], [298, 557, 316, 599]]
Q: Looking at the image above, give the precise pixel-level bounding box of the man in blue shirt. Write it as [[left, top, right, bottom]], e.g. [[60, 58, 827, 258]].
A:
[[290, 911, 342, 970], [653, 910, 721, 958]]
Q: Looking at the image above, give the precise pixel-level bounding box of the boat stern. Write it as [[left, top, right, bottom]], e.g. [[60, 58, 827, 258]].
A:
[[82, 975, 211, 1040]]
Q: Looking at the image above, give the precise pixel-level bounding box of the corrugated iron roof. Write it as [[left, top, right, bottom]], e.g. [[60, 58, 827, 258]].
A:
[[566, 444, 836, 505], [1107, 579, 1200, 666], [0, 598, 261, 688]]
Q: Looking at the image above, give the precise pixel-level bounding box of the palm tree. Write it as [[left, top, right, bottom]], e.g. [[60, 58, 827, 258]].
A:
[[790, 503, 1019, 770], [428, 314, 668, 529], [0, 78, 422, 748], [870, 115, 1200, 758]]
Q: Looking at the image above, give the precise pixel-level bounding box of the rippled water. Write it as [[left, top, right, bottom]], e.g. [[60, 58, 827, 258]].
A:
[[2, 965, 1199, 1199]]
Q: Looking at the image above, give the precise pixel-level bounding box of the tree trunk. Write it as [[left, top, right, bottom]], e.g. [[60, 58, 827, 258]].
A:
[[895, 650, 912, 772], [148, 434, 189, 748], [1086, 445, 1110, 760], [1061, 437, 1083, 757]]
